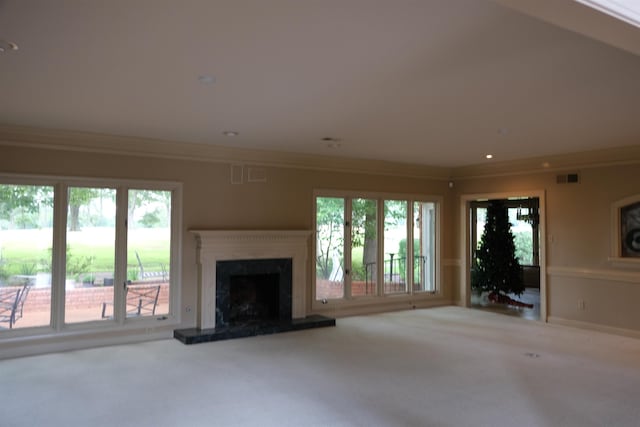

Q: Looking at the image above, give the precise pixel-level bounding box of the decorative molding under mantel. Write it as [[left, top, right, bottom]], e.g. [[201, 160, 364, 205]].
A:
[[193, 229, 312, 246], [190, 229, 313, 329]]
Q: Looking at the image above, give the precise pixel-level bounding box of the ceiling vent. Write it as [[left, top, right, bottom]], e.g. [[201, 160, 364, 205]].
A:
[[557, 173, 580, 184]]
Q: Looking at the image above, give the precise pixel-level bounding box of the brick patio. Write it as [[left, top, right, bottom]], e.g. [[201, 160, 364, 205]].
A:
[[6, 282, 170, 329]]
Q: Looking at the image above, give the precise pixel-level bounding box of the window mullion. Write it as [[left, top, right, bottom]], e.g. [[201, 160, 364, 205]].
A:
[[376, 198, 384, 297], [407, 201, 414, 295], [344, 198, 352, 299], [51, 183, 68, 331], [113, 187, 129, 323], [169, 187, 181, 317]]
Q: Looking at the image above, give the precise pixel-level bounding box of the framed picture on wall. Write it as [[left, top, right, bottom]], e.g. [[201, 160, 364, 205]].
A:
[[620, 201, 640, 257]]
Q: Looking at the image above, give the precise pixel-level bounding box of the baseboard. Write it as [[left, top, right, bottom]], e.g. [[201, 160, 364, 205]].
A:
[[313, 298, 453, 318], [0, 329, 173, 360], [548, 316, 640, 339]]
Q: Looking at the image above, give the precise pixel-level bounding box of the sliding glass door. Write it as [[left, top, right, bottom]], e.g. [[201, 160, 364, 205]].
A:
[[0, 178, 179, 334]]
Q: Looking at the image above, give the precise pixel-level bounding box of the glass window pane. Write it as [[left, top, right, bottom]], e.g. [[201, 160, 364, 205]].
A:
[[126, 189, 171, 317], [315, 197, 344, 300], [351, 198, 377, 297], [384, 200, 407, 294], [0, 184, 53, 329], [413, 202, 436, 293], [510, 207, 534, 265], [65, 187, 116, 323]]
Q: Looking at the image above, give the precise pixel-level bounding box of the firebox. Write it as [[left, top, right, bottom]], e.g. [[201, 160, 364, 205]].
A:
[[215, 258, 292, 327]]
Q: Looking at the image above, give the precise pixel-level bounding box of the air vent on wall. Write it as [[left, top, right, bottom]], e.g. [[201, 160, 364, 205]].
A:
[[247, 167, 267, 183], [557, 173, 580, 184], [230, 164, 244, 185]]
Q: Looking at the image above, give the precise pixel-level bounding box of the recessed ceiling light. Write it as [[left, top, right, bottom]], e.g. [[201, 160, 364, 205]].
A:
[[486, 154, 493, 159], [198, 75, 215, 84], [0, 40, 19, 53], [223, 131, 239, 137], [322, 137, 342, 148]]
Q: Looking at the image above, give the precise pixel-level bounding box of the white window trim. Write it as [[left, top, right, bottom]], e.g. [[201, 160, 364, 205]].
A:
[[312, 189, 444, 315], [0, 173, 182, 346]]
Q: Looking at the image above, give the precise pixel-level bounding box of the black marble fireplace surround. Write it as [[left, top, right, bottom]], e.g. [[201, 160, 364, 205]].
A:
[[174, 257, 335, 344], [216, 258, 292, 327]]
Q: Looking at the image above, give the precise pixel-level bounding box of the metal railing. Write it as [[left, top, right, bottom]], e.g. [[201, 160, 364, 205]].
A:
[[364, 255, 427, 294]]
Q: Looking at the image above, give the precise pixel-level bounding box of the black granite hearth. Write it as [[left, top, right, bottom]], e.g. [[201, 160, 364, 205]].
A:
[[174, 315, 336, 345]]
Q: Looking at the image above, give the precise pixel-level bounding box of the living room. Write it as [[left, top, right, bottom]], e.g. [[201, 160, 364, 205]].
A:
[[1, 1, 640, 424]]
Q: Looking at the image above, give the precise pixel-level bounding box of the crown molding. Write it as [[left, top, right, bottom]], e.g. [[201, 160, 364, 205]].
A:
[[2, 124, 638, 181], [452, 145, 640, 180], [0, 124, 450, 180]]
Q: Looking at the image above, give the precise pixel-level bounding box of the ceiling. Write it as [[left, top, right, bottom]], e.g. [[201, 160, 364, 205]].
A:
[[1, 0, 640, 169]]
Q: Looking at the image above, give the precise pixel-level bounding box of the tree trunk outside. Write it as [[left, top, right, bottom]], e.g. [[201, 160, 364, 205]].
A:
[[69, 204, 80, 231]]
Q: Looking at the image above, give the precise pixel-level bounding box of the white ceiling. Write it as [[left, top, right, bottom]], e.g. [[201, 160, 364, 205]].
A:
[[1, 0, 639, 168]]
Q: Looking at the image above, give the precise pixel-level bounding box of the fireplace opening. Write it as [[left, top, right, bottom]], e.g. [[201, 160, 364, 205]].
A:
[[216, 258, 292, 327], [230, 273, 279, 324]]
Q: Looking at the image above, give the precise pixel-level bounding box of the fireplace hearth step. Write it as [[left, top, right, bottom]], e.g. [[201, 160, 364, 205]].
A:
[[173, 315, 336, 345]]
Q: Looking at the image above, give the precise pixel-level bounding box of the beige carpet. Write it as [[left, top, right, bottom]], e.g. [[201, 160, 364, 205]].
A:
[[1, 307, 639, 427]]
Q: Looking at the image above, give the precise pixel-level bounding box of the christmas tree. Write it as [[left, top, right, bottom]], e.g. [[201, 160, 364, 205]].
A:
[[472, 199, 524, 297]]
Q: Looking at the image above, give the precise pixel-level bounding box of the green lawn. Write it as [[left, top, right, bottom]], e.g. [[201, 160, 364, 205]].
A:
[[0, 227, 170, 279]]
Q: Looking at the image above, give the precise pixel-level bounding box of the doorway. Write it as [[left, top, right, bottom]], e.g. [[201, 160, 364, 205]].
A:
[[461, 192, 546, 321]]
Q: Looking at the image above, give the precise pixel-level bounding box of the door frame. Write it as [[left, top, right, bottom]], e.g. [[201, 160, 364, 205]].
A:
[[459, 190, 547, 321]]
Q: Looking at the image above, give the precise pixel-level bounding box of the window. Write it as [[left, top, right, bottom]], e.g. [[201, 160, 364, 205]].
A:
[[384, 200, 408, 294], [351, 198, 377, 297], [65, 186, 116, 324], [315, 197, 345, 300], [413, 201, 436, 293], [0, 184, 53, 328], [0, 176, 180, 334], [315, 192, 440, 305]]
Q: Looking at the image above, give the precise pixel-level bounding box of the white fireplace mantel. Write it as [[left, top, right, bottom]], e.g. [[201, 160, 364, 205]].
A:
[[190, 230, 312, 329]]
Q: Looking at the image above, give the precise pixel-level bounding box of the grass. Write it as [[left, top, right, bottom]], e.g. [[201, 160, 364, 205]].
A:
[[0, 227, 170, 278]]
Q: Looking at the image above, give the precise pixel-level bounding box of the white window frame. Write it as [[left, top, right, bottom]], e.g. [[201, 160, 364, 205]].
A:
[[312, 189, 442, 313], [0, 173, 182, 339]]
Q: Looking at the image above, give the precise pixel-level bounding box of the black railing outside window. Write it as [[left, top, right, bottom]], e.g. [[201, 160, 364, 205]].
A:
[[364, 255, 426, 294]]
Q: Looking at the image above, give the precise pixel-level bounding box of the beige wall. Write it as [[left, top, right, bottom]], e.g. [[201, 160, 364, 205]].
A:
[[453, 163, 640, 335], [0, 144, 455, 329], [3, 142, 640, 337]]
